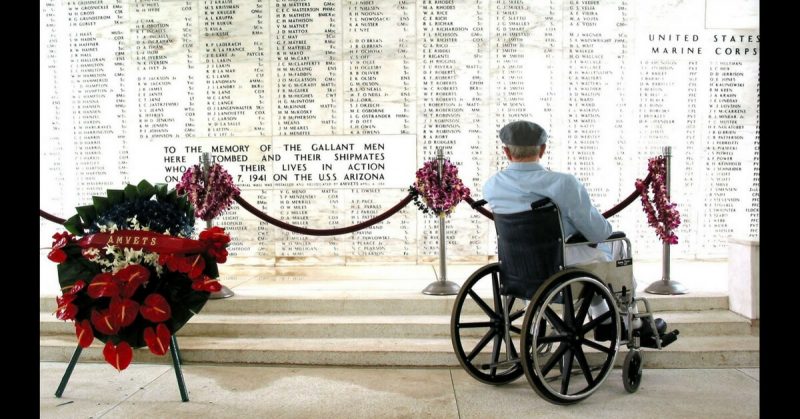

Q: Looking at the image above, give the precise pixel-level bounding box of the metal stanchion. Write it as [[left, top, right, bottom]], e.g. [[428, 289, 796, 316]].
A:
[[645, 146, 688, 295], [423, 148, 460, 295], [203, 152, 235, 299]]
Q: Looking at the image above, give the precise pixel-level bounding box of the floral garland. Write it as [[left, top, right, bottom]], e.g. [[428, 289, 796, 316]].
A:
[[176, 163, 241, 221], [635, 157, 681, 244], [49, 181, 230, 371], [410, 159, 471, 217]]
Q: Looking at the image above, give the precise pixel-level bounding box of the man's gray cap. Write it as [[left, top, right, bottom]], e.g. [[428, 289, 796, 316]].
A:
[[499, 121, 548, 146]]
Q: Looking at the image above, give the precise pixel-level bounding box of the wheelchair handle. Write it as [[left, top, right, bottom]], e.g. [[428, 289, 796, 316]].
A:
[[530, 198, 554, 210], [470, 199, 488, 209]]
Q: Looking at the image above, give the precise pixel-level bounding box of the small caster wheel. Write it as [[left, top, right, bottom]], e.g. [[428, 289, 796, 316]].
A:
[[623, 349, 643, 393]]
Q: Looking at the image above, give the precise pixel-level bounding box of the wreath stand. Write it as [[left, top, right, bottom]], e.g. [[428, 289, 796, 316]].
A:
[[55, 335, 189, 402]]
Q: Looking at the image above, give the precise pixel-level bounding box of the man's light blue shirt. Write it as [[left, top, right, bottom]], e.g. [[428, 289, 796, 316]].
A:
[[483, 161, 612, 243]]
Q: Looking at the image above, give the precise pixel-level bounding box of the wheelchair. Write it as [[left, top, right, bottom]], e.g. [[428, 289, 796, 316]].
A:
[[451, 198, 679, 404]]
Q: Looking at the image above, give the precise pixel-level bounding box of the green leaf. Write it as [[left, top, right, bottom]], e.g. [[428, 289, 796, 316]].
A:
[[177, 196, 189, 210], [63, 215, 84, 236], [137, 180, 155, 200], [124, 184, 139, 201], [107, 189, 124, 205], [75, 205, 96, 225], [165, 189, 177, 203], [92, 196, 109, 214], [202, 254, 219, 278], [154, 183, 168, 199]]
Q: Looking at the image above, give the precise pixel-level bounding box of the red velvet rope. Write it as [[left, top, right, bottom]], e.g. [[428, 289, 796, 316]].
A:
[[464, 172, 653, 220], [39, 209, 66, 225], [233, 194, 415, 236], [39, 173, 652, 233]]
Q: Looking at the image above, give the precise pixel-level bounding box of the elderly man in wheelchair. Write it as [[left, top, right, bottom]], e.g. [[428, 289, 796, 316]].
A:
[[450, 121, 679, 404]]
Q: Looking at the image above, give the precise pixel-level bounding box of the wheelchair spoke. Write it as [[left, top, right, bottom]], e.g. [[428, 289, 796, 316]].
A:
[[574, 346, 595, 386], [545, 307, 568, 333], [574, 284, 595, 326], [509, 308, 526, 322], [580, 338, 614, 354], [581, 311, 613, 335], [541, 342, 569, 376], [466, 329, 497, 362], [508, 296, 517, 311], [467, 289, 497, 319], [538, 334, 567, 344], [562, 286, 575, 327], [560, 348, 574, 394], [509, 325, 522, 334], [459, 321, 494, 329]]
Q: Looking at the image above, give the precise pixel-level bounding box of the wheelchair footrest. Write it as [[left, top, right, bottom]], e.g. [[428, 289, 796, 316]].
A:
[[640, 329, 679, 349]]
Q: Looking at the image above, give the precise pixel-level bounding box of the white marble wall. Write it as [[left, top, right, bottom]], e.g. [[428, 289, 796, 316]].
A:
[[39, 0, 759, 264]]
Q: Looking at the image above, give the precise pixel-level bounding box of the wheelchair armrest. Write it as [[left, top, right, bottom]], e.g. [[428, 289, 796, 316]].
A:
[[565, 231, 627, 245]]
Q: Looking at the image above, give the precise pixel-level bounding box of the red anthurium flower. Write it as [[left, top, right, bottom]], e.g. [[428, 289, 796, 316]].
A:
[[167, 255, 184, 272], [143, 323, 171, 356], [103, 341, 133, 372], [91, 308, 120, 335], [179, 254, 206, 279], [75, 319, 94, 348], [109, 298, 140, 328], [208, 247, 228, 264], [200, 227, 230, 263], [192, 276, 222, 293], [87, 272, 119, 299], [158, 253, 174, 266], [52, 231, 74, 247], [55, 294, 78, 321], [139, 293, 171, 323], [199, 226, 229, 243], [47, 248, 67, 263], [62, 280, 87, 295], [114, 264, 150, 298]]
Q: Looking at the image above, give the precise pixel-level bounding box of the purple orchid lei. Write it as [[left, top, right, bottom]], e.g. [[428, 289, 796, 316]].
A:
[[411, 159, 471, 217], [635, 156, 681, 244], [177, 163, 241, 221]]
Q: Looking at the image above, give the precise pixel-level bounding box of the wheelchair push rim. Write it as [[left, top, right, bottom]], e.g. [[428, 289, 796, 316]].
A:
[[521, 270, 621, 404], [450, 263, 525, 385]]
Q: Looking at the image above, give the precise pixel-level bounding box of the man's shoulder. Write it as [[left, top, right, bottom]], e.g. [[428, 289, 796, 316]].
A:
[[539, 168, 579, 184]]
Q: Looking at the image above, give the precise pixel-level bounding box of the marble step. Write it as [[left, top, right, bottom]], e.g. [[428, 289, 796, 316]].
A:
[[40, 309, 752, 339], [39, 292, 730, 316], [39, 334, 759, 369]]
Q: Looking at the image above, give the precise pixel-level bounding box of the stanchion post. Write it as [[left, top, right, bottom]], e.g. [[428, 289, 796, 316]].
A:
[[423, 148, 460, 295], [645, 146, 688, 295], [203, 152, 235, 299]]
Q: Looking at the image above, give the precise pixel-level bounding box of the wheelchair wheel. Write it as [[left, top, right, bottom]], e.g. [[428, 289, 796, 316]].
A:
[[520, 269, 620, 404], [450, 263, 525, 384], [623, 349, 643, 393]]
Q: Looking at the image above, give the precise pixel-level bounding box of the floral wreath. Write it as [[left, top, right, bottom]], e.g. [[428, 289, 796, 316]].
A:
[[48, 180, 230, 371], [410, 159, 471, 217], [635, 157, 681, 244]]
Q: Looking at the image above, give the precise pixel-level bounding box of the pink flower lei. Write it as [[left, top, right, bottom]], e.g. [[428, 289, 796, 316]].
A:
[[177, 163, 241, 221], [411, 159, 471, 217], [635, 156, 681, 244]]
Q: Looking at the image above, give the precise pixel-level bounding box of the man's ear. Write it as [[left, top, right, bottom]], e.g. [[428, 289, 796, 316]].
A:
[[503, 146, 512, 160], [539, 144, 547, 158]]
